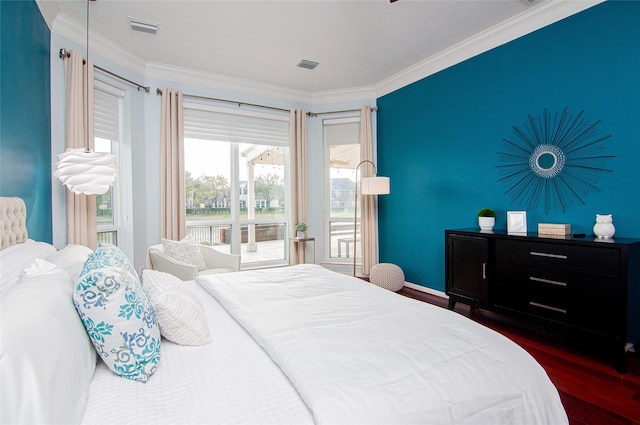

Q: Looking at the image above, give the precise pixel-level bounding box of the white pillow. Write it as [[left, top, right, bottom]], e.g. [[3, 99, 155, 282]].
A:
[[0, 239, 57, 296], [74, 243, 161, 383], [142, 269, 212, 346], [162, 235, 207, 271], [1, 262, 96, 425], [47, 244, 93, 281], [18, 257, 60, 279]]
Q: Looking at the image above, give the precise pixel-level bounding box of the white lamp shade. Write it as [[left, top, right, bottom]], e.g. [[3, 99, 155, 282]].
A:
[[53, 148, 118, 195], [361, 176, 390, 195]]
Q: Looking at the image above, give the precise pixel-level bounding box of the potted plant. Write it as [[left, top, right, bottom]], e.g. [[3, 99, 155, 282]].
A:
[[294, 221, 308, 238], [477, 208, 497, 231]]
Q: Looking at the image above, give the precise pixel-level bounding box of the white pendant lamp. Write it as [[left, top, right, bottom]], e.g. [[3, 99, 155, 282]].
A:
[[55, 0, 117, 196], [54, 148, 118, 195]]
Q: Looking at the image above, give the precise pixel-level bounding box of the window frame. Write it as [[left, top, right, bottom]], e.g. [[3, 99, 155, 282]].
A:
[[183, 102, 291, 269], [323, 116, 361, 264], [92, 76, 133, 258]]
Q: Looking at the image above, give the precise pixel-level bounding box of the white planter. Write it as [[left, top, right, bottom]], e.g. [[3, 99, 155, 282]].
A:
[[478, 216, 495, 231]]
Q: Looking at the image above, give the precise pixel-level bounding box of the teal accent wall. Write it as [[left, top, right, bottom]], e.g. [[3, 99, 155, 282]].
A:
[[0, 0, 52, 242], [377, 1, 640, 291]]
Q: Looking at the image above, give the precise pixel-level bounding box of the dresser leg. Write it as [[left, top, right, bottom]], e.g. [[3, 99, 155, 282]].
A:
[[448, 298, 456, 310], [614, 344, 627, 374]]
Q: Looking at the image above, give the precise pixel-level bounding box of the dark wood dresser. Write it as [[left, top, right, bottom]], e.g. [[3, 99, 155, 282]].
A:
[[445, 228, 640, 373]]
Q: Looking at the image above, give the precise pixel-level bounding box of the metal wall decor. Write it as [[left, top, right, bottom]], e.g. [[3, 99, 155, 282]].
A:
[[497, 107, 614, 214]]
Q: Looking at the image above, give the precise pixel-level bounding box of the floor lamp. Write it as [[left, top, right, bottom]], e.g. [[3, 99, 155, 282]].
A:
[[353, 160, 390, 277]]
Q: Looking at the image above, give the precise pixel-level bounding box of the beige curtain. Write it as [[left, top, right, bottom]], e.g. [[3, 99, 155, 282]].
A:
[[359, 106, 378, 275], [160, 88, 186, 240], [63, 50, 97, 249], [289, 109, 307, 265]]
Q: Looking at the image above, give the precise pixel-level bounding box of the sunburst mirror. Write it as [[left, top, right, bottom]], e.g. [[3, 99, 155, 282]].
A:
[[497, 107, 614, 214]]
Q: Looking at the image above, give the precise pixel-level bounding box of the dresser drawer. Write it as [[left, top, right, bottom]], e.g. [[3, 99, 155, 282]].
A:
[[494, 262, 620, 334], [495, 239, 620, 276], [494, 262, 569, 321]]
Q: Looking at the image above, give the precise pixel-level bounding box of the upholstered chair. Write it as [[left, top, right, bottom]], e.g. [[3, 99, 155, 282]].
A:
[[147, 243, 240, 281]]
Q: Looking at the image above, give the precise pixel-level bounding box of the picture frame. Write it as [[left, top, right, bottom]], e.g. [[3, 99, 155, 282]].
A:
[[507, 211, 527, 234]]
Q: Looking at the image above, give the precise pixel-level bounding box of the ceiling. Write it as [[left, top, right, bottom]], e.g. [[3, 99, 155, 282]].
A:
[[36, 0, 593, 96]]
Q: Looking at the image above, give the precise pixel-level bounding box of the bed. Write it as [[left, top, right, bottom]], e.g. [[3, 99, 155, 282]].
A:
[[0, 196, 568, 424]]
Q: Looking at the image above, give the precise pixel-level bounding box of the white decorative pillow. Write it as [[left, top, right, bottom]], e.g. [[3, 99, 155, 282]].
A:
[[142, 269, 211, 346], [74, 243, 161, 383], [47, 244, 93, 281], [162, 235, 207, 271], [1, 262, 96, 425]]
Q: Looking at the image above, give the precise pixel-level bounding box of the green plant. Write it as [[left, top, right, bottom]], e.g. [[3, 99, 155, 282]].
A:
[[477, 208, 497, 218], [294, 221, 308, 232]]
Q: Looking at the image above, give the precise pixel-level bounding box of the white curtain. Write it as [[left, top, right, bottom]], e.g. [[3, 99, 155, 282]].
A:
[[289, 109, 307, 265], [160, 88, 186, 240], [359, 106, 378, 275], [63, 50, 97, 249]]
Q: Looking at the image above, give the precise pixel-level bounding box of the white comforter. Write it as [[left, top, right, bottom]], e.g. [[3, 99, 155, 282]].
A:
[[197, 264, 568, 425]]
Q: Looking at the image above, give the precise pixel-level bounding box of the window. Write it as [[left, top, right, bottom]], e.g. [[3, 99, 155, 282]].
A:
[[323, 117, 361, 262], [183, 104, 289, 269], [93, 80, 124, 246]]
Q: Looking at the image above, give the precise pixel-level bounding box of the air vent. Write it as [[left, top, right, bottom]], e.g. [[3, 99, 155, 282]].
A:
[[128, 17, 159, 34], [297, 59, 319, 70]]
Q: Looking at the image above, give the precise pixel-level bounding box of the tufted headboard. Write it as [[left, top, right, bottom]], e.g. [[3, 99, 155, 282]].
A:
[[0, 197, 29, 250]]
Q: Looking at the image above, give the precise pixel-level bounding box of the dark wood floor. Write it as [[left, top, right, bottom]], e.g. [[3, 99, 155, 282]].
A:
[[398, 287, 640, 425]]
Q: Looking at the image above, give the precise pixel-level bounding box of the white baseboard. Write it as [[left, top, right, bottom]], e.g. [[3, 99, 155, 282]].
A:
[[403, 281, 448, 299], [320, 264, 449, 299]]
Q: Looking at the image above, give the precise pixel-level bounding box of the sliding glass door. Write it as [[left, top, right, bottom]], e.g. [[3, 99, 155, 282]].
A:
[[183, 104, 290, 268]]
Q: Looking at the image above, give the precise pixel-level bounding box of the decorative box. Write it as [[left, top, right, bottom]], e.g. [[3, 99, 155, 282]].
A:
[[538, 223, 571, 236]]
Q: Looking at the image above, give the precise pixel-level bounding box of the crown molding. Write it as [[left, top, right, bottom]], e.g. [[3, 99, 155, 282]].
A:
[[52, 13, 147, 76], [375, 0, 605, 98], [311, 86, 377, 105], [145, 62, 313, 105], [48, 0, 604, 105], [51, 10, 373, 107], [146, 62, 377, 106]]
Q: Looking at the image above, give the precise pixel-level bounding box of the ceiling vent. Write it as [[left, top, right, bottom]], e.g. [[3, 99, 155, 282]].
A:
[[297, 59, 319, 70], [128, 17, 159, 34]]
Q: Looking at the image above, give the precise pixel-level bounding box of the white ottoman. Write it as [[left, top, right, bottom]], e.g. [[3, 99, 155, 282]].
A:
[[369, 263, 404, 292]]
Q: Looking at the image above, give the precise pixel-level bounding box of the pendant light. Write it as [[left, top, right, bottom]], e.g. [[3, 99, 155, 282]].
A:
[[54, 0, 117, 195]]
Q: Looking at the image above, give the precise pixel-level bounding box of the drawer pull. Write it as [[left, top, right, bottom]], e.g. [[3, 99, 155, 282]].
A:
[[482, 263, 486, 280], [530, 276, 567, 287], [530, 251, 568, 260], [529, 301, 567, 314]]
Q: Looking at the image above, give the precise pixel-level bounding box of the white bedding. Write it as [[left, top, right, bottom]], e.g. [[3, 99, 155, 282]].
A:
[[0, 225, 566, 424], [198, 264, 568, 425], [0, 239, 57, 295], [81, 280, 314, 425]]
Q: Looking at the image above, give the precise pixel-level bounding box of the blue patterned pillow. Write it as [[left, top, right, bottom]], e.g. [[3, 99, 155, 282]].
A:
[[73, 243, 161, 383]]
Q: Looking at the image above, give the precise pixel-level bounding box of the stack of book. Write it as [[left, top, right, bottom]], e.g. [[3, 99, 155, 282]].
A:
[[538, 223, 572, 238]]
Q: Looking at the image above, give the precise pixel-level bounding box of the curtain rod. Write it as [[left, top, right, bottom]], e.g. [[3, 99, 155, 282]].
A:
[[306, 107, 377, 117], [59, 48, 150, 93], [154, 89, 377, 116], [156, 88, 290, 113]]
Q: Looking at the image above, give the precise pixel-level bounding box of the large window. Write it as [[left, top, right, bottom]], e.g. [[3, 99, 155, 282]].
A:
[[183, 104, 289, 269], [93, 80, 124, 246], [323, 117, 361, 262]]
